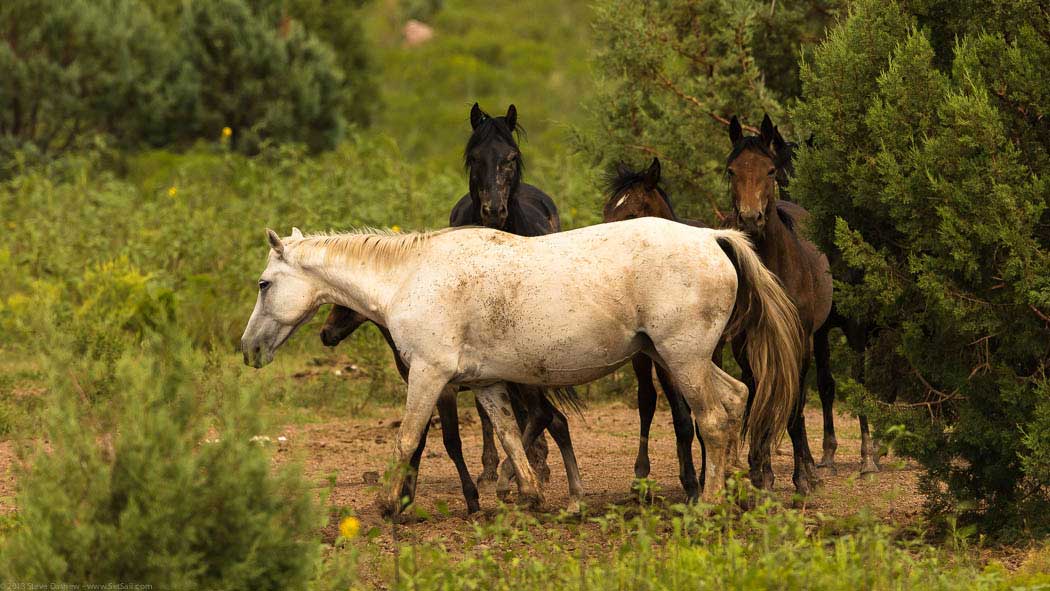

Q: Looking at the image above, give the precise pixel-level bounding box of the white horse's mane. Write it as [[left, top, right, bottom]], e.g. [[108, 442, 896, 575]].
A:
[[290, 226, 462, 270]]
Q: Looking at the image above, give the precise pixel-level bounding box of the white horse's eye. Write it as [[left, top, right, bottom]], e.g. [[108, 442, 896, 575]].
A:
[[259, 280, 271, 291]]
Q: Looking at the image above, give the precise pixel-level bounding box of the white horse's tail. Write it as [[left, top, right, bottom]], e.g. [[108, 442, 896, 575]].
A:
[[714, 230, 804, 452]]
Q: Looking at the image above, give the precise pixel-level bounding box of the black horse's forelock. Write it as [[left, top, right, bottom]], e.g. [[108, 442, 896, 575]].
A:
[[463, 108, 526, 172], [603, 162, 677, 218]]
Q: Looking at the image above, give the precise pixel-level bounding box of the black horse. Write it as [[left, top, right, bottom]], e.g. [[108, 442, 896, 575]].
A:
[[320, 103, 583, 513]]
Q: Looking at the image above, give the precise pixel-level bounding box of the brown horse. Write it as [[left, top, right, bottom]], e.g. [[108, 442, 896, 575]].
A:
[[725, 114, 833, 495], [601, 158, 705, 500]]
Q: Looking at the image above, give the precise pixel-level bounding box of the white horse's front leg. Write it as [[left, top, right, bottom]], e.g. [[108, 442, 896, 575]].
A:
[[382, 362, 450, 517], [475, 383, 545, 509]]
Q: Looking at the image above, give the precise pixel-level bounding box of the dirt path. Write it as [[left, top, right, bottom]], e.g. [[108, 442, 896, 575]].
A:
[[272, 402, 923, 545]]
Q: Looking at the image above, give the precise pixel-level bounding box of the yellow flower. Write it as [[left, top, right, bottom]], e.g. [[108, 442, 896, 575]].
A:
[[168, 186, 177, 198], [221, 126, 232, 138], [338, 516, 360, 539], [391, 225, 401, 233]]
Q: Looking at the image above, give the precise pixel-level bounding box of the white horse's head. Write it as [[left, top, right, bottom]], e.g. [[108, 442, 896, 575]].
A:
[[240, 227, 320, 368]]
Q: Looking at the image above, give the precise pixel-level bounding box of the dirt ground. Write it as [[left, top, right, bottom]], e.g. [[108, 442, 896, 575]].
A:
[[272, 401, 924, 547]]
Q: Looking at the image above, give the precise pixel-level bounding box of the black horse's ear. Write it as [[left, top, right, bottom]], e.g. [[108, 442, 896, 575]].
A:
[[615, 161, 631, 177], [760, 114, 775, 148], [644, 157, 661, 188], [729, 116, 743, 145], [806, 133, 815, 148], [470, 102, 484, 130], [505, 104, 517, 130]]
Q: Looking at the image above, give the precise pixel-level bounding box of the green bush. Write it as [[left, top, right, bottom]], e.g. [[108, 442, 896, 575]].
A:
[[0, 0, 194, 162], [790, 0, 1050, 526], [0, 336, 322, 588]]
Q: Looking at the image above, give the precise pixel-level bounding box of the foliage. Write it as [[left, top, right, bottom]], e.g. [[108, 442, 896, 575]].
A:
[[791, 0, 1050, 526], [340, 500, 1009, 590], [0, 0, 194, 162], [0, 0, 374, 162], [575, 0, 842, 221], [0, 334, 322, 588]]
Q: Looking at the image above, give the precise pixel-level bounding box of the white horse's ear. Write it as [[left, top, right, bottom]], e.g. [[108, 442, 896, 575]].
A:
[[267, 228, 284, 256], [291, 227, 304, 240]]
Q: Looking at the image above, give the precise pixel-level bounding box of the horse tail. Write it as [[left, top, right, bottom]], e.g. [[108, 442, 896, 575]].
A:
[[547, 387, 584, 418], [713, 230, 803, 452]]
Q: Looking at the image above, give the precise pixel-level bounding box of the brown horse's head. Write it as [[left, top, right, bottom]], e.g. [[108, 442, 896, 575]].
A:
[[466, 103, 523, 228], [602, 158, 676, 223], [726, 114, 782, 238], [319, 305, 369, 347]]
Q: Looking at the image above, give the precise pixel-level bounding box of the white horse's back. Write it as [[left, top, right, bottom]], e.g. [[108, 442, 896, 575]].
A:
[[389, 218, 738, 386]]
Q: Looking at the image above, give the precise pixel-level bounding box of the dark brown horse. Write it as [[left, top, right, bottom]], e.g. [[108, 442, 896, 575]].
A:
[[725, 114, 833, 495], [319, 103, 583, 513], [601, 157, 704, 500]]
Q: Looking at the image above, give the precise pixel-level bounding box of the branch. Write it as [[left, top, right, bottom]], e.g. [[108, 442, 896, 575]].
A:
[[652, 71, 759, 133]]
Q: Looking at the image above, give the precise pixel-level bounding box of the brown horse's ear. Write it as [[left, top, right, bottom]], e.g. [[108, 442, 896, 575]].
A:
[[772, 125, 788, 154], [505, 104, 517, 130], [266, 228, 284, 257], [470, 102, 485, 130], [644, 157, 661, 189], [729, 116, 743, 145], [760, 114, 775, 148]]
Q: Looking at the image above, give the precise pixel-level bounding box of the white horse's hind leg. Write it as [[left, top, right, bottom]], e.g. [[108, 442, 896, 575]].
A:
[[383, 363, 450, 516], [475, 383, 544, 509], [712, 364, 748, 471], [658, 357, 731, 503]]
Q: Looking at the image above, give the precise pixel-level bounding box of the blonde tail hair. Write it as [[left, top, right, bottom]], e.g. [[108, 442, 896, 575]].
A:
[[714, 230, 804, 451]]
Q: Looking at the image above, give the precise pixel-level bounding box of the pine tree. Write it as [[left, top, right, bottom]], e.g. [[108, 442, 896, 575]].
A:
[[791, 0, 1050, 525]]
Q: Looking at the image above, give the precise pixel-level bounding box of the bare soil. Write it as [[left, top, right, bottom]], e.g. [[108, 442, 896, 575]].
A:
[[271, 401, 923, 547]]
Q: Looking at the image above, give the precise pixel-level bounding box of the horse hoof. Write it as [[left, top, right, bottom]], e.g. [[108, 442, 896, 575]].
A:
[[816, 460, 838, 474], [465, 497, 481, 515], [566, 498, 583, 515], [519, 493, 544, 511], [496, 487, 512, 503], [860, 462, 880, 475], [477, 477, 497, 495]]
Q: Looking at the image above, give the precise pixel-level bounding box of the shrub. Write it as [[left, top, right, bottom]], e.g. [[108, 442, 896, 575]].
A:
[[790, 0, 1050, 526], [0, 335, 322, 588]]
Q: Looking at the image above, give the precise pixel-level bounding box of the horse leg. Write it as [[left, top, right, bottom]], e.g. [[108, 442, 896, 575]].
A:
[[436, 388, 481, 514], [400, 415, 431, 504], [511, 386, 551, 484], [660, 359, 731, 504], [814, 322, 838, 472], [382, 363, 449, 517], [632, 355, 658, 480], [475, 397, 501, 490], [654, 364, 700, 501], [474, 383, 544, 509], [859, 415, 880, 474], [545, 401, 585, 513], [496, 387, 553, 501], [788, 355, 821, 496], [735, 335, 774, 490]]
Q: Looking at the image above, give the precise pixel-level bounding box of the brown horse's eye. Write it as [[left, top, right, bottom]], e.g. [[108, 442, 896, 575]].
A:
[[726, 169, 735, 177], [768, 168, 776, 177]]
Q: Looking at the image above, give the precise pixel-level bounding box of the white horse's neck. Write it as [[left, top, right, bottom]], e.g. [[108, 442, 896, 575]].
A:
[[292, 233, 428, 326]]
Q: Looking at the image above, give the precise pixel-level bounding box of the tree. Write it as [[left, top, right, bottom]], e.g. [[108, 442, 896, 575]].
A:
[[576, 0, 841, 221], [791, 0, 1050, 526]]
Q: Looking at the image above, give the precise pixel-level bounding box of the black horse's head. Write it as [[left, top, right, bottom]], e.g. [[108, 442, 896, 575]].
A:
[[465, 103, 523, 228]]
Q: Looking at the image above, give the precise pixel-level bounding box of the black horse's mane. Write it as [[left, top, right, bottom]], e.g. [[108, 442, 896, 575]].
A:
[[603, 164, 678, 219], [463, 108, 526, 172]]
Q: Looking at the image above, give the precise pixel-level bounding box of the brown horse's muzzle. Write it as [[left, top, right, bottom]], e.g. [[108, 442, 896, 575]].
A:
[[320, 306, 368, 347], [738, 210, 766, 236]]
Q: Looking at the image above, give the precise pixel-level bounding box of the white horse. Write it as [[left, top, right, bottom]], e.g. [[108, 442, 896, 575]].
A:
[[240, 218, 802, 514]]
